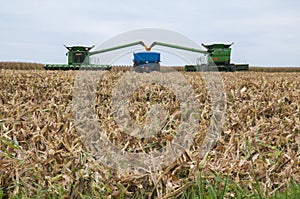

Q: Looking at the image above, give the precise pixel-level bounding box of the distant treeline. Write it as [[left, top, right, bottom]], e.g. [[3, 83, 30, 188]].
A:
[[249, 66, 300, 72], [111, 66, 300, 72], [111, 66, 185, 72], [0, 62, 44, 70], [1, 62, 299, 72]]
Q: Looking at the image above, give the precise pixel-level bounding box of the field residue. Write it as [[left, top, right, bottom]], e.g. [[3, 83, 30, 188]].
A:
[[0, 70, 299, 198]]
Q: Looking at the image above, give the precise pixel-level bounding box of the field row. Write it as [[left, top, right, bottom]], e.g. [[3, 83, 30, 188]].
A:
[[0, 70, 299, 198], [1, 61, 300, 72]]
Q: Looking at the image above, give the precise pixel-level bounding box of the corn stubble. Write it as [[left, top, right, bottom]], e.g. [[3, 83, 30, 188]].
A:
[[0, 70, 299, 198]]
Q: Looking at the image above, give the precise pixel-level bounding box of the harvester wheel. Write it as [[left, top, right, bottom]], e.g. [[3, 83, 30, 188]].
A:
[[230, 64, 236, 72]]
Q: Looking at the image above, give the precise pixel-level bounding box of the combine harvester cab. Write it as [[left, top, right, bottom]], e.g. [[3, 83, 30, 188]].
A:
[[133, 52, 160, 73], [203, 43, 234, 71], [44, 46, 111, 70]]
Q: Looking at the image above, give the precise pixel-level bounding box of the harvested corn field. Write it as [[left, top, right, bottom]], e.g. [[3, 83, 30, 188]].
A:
[[0, 70, 299, 198]]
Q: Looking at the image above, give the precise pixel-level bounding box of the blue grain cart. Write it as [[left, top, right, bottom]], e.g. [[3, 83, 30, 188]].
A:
[[133, 52, 160, 72]]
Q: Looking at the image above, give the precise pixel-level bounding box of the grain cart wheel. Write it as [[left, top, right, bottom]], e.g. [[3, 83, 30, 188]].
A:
[[154, 63, 160, 72]]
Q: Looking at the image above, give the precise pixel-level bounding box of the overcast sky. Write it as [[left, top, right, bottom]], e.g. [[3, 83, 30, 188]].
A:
[[1, 0, 299, 66]]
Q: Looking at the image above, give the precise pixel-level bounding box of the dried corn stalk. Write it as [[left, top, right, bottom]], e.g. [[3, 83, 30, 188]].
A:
[[0, 69, 299, 198]]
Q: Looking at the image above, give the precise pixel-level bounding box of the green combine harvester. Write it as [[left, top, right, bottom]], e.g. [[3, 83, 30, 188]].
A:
[[44, 41, 248, 72], [44, 45, 112, 70], [184, 43, 249, 72]]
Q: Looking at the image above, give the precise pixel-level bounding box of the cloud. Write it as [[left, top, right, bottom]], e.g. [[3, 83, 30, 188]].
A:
[[0, 0, 299, 66]]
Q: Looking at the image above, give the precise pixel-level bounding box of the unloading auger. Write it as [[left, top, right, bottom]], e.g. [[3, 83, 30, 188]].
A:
[[44, 41, 248, 72]]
